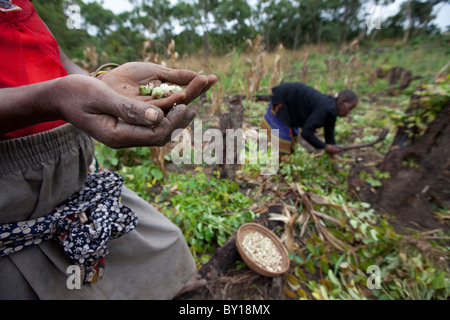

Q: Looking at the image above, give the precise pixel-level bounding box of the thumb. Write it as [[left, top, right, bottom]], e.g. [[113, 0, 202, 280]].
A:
[[87, 79, 165, 126], [111, 96, 164, 126]]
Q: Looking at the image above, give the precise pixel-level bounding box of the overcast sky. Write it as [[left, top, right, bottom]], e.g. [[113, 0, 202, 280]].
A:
[[87, 0, 450, 31]]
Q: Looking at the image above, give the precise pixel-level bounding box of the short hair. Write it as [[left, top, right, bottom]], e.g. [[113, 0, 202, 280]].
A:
[[338, 90, 358, 103]]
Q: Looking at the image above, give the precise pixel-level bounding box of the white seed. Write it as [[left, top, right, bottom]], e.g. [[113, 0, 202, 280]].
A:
[[151, 87, 164, 99], [241, 232, 283, 272], [141, 83, 182, 98]]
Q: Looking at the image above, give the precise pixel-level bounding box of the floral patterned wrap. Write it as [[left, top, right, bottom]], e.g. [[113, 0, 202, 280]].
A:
[[0, 0, 22, 12], [0, 170, 138, 284]]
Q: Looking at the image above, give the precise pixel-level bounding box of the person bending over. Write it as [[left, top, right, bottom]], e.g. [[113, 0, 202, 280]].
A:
[[261, 82, 358, 155]]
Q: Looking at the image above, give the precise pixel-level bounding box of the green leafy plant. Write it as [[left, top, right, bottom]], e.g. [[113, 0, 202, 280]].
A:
[[359, 169, 390, 188], [387, 77, 450, 140], [94, 142, 164, 198], [280, 146, 350, 195], [155, 169, 257, 265]]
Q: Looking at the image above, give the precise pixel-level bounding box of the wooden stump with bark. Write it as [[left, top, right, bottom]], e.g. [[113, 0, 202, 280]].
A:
[[374, 66, 416, 95], [219, 95, 244, 181]]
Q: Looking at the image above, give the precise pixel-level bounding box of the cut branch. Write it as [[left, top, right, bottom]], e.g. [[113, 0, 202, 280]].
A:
[[339, 129, 388, 151]]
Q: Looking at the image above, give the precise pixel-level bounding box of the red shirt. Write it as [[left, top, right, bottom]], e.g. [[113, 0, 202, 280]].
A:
[[0, 0, 67, 140]]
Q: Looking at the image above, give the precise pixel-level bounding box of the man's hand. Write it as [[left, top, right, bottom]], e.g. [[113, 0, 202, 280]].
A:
[[49, 74, 197, 149], [324, 144, 342, 155], [100, 62, 217, 112]]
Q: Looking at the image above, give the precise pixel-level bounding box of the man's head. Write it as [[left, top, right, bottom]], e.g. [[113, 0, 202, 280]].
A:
[[336, 90, 358, 117]]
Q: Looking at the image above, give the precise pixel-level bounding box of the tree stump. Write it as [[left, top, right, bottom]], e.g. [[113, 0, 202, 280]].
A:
[[219, 95, 244, 181], [374, 66, 415, 95]]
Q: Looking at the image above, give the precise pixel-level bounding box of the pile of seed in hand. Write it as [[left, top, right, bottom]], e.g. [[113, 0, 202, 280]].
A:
[[139, 83, 182, 99], [241, 231, 283, 273]]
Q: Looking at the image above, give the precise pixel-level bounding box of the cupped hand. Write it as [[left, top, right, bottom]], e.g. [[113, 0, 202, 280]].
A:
[[100, 62, 218, 112], [52, 74, 196, 149]]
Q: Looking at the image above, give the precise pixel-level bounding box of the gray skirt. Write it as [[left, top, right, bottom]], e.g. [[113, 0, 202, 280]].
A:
[[0, 124, 196, 299]]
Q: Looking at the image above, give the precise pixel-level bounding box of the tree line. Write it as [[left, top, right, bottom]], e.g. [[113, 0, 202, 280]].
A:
[[34, 0, 448, 63]]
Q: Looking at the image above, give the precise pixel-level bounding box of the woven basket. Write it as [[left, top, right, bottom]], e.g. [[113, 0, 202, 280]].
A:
[[236, 223, 290, 277]]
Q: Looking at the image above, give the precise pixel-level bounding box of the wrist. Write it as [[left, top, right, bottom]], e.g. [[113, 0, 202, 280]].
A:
[[27, 78, 64, 123], [44, 74, 91, 121], [89, 63, 120, 80], [41, 77, 68, 121]]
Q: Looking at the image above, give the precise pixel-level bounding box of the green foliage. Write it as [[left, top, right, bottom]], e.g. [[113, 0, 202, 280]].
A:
[[282, 147, 449, 300], [412, 78, 450, 131], [94, 142, 164, 198], [155, 169, 257, 265], [119, 164, 164, 198], [33, 0, 90, 59], [292, 226, 450, 300], [280, 147, 350, 195], [95, 142, 257, 266], [359, 169, 390, 188], [383, 76, 450, 140]]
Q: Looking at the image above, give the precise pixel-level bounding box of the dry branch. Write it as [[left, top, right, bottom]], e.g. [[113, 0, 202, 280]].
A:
[[339, 129, 388, 151]]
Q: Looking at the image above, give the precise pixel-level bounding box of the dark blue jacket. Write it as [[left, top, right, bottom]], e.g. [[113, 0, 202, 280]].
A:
[[271, 82, 337, 149]]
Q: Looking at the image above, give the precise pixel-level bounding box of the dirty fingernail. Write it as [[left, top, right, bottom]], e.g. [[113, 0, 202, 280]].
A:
[[145, 108, 159, 122]]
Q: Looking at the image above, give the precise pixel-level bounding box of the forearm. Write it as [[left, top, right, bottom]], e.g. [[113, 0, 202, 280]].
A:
[[0, 79, 60, 134], [0, 47, 90, 135], [301, 130, 326, 149], [324, 122, 336, 145], [59, 46, 89, 76], [324, 130, 336, 145]]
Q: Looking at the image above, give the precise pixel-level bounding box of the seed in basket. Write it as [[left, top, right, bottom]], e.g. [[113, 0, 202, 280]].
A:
[[241, 232, 283, 272]]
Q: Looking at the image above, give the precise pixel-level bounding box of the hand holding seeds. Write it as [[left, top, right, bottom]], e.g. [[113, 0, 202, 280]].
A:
[[49, 74, 198, 149], [100, 62, 218, 112], [52, 62, 217, 148]]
